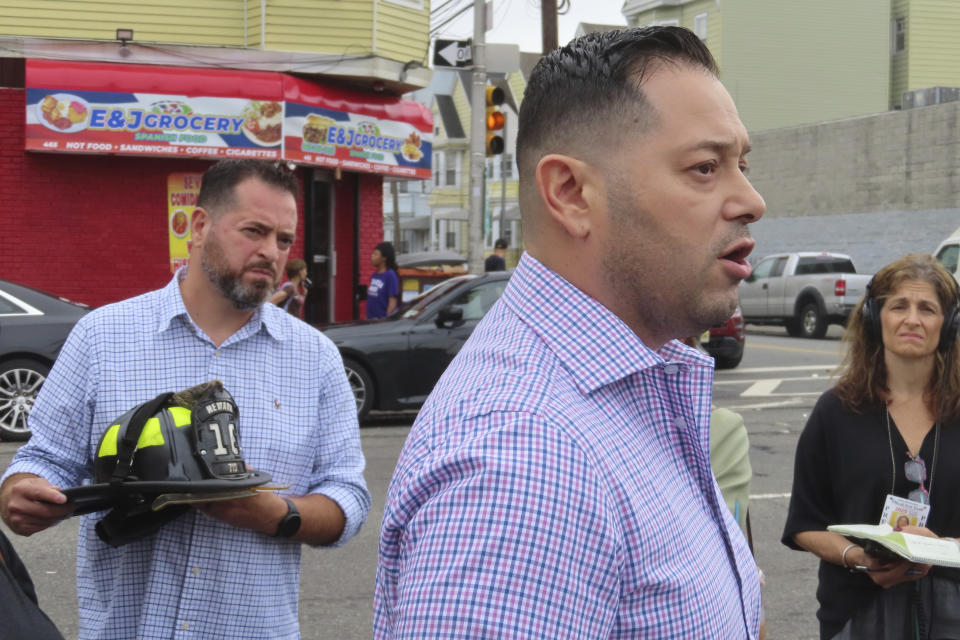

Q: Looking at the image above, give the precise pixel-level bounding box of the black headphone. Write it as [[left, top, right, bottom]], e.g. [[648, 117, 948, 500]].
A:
[[863, 276, 960, 352]]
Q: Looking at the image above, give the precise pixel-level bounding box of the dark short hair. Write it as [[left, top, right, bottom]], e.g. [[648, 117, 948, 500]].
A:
[[197, 160, 298, 217], [494, 238, 508, 250], [516, 26, 718, 184], [285, 258, 307, 279]]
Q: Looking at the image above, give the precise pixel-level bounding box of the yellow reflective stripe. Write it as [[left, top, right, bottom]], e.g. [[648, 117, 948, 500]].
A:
[[168, 406, 192, 427], [96, 406, 192, 459], [98, 424, 121, 458]]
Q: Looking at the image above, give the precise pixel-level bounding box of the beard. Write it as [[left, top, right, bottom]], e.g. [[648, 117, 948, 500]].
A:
[[599, 180, 743, 341], [201, 232, 276, 310]]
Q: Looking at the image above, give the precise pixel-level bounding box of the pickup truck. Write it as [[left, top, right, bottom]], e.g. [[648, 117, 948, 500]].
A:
[[738, 252, 872, 339]]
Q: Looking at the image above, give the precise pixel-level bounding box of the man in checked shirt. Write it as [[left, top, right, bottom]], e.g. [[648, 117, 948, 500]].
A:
[[0, 159, 370, 639], [375, 26, 765, 639]]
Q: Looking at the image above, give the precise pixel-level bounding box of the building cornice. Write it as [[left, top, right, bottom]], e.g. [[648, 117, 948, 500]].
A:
[[621, 0, 688, 16], [0, 35, 433, 95]]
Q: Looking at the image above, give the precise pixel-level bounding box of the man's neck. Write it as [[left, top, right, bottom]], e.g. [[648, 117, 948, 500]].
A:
[[179, 266, 255, 347]]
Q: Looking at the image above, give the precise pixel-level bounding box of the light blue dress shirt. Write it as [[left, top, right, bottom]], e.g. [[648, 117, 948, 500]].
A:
[[3, 269, 370, 640]]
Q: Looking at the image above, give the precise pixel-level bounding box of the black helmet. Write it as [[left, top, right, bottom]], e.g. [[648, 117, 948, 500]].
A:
[[62, 381, 272, 547]]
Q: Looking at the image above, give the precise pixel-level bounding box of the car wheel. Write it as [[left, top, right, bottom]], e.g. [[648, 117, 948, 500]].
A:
[[714, 343, 744, 370], [799, 303, 827, 339], [342, 358, 374, 423], [0, 358, 49, 441]]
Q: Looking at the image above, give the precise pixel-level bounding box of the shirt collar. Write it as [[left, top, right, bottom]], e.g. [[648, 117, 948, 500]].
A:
[[155, 267, 288, 342], [500, 253, 713, 393]]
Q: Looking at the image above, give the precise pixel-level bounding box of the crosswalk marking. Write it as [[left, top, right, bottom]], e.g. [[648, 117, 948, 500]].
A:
[[742, 379, 782, 396]]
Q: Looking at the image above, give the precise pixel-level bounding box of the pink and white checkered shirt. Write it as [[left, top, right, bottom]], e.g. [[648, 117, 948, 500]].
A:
[[375, 252, 760, 639]]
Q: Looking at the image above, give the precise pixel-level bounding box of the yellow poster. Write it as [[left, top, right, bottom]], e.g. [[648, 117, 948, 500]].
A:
[[167, 173, 202, 273]]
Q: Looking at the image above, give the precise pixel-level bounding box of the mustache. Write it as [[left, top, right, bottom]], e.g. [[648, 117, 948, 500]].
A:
[[244, 261, 277, 279]]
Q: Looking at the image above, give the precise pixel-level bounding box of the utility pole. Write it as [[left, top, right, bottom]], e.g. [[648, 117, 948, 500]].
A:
[[391, 181, 401, 251], [468, 0, 487, 274], [541, 0, 558, 54], [498, 115, 507, 241]]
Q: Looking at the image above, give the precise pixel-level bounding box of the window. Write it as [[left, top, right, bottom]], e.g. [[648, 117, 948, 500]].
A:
[[893, 17, 905, 54], [937, 244, 960, 274], [434, 153, 443, 186], [693, 13, 708, 40], [770, 257, 788, 278], [383, 0, 423, 8], [398, 181, 408, 194], [445, 150, 458, 187], [751, 257, 777, 280], [486, 158, 495, 179], [501, 153, 513, 179], [450, 281, 508, 321], [446, 230, 456, 249]]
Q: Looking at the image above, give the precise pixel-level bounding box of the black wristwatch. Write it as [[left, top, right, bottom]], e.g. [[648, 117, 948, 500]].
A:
[[273, 497, 302, 538]]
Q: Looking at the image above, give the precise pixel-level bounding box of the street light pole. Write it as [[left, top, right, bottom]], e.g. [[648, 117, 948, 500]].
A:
[[468, 0, 487, 274]]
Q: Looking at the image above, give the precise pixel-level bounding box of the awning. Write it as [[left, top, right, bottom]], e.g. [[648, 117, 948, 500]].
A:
[[399, 216, 431, 231], [24, 59, 432, 179], [398, 250, 467, 268]]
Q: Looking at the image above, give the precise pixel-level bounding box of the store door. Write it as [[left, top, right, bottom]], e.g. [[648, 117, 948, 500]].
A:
[[304, 176, 334, 325]]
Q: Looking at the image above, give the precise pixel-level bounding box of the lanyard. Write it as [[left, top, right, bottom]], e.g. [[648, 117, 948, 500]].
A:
[[886, 406, 940, 502]]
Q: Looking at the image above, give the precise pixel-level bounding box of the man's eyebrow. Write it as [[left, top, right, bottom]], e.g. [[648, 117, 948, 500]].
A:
[[687, 139, 752, 155]]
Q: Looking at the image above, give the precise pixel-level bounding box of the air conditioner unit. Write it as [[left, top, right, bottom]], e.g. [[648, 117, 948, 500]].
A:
[[901, 87, 960, 109]]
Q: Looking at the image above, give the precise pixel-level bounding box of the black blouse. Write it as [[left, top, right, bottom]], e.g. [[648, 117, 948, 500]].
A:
[[782, 388, 960, 639]]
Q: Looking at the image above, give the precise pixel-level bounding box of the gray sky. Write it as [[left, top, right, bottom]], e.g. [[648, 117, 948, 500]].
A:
[[435, 0, 628, 54]]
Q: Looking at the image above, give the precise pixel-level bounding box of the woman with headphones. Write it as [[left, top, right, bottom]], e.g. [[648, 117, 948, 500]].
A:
[[783, 253, 960, 640]]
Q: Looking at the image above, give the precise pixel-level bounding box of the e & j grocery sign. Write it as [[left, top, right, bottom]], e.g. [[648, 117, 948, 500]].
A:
[[24, 60, 433, 179]]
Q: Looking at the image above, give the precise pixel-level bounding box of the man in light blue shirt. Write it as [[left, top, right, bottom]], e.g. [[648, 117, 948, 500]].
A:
[[0, 159, 370, 639]]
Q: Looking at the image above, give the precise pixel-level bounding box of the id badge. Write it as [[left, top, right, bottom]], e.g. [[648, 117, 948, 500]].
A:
[[879, 494, 930, 528]]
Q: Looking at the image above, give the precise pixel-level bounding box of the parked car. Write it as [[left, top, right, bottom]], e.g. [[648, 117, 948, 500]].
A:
[[934, 225, 960, 283], [0, 279, 90, 441], [320, 272, 510, 421], [739, 252, 872, 339], [703, 306, 745, 369]]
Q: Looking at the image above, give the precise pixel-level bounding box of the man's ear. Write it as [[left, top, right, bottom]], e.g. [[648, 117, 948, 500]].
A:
[[535, 154, 602, 240], [190, 207, 211, 249]]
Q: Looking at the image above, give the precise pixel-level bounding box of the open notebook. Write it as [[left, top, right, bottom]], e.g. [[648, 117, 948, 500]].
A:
[[829, 523, 960, 568]]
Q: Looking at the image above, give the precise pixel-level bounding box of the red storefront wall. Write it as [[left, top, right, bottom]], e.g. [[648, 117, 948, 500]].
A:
[[0, 86, 382, 321]]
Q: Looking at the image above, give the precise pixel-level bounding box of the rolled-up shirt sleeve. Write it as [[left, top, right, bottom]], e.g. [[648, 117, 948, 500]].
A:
[[308, 343, 371, 546]]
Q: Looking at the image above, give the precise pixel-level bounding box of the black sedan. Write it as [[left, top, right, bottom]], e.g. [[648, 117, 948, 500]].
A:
[[0, 279, 90, 440], [320, 271, 511, 421]]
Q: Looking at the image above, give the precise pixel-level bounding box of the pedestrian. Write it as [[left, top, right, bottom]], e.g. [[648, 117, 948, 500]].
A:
[[374, 25, 765, 638], [0, 159, 371, 640], [269, 257, 308, 318], [783, 253, 960, 640], [484, 237, 507, 272], [367, 241, 399, 319]]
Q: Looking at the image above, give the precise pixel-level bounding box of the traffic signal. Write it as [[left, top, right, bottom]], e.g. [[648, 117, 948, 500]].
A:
[[485, 85, 505, 156]]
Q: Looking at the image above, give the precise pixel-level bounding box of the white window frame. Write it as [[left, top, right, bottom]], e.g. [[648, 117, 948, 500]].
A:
[[693, 13, 708, 40], [892, 17, 906, 54], [383, 0, 424, 9], [434, 152, 444, 187], [650, 18, 680, 27]]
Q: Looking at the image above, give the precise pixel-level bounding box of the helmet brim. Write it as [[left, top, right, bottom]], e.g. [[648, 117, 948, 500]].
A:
[[62, 469, 273, 515]]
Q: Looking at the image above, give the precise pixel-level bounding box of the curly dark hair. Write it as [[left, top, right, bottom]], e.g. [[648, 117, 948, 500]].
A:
[[834, 253, 960, 420]]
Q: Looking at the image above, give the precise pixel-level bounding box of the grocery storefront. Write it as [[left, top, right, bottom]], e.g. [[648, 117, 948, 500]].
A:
[[1, 58, 432, 323]]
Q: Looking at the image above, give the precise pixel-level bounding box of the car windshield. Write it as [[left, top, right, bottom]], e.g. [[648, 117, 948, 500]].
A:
[[394, 275, 477, 319]]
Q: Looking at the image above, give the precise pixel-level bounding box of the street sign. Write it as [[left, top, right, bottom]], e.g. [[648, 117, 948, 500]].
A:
[[433, 39, 473, 69]]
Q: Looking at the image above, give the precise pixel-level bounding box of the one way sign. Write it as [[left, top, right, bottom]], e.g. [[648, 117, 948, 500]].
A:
[[433, 39, 473, 69]]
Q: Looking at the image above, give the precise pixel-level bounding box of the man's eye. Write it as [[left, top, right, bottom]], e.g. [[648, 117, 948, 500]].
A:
[[694, 162, 716, 175]]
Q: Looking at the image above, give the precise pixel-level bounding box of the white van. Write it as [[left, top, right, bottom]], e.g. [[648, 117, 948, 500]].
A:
[[934, 226, 960, 282]]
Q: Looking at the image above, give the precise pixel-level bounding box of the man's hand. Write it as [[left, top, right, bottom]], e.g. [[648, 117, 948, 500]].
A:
[[0, 473, 75, 536], [194, 491, 287, 537]]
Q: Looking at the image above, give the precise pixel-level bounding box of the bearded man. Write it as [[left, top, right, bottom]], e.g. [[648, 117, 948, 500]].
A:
[[0, 159, 370, 640]]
